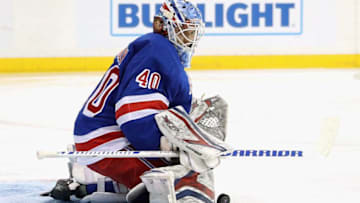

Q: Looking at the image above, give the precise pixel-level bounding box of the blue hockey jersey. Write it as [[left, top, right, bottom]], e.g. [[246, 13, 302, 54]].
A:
[[73, 33, 192, 165]]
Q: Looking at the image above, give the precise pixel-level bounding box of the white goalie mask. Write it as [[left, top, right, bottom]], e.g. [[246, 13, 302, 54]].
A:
[[157, 0, 205, 68]]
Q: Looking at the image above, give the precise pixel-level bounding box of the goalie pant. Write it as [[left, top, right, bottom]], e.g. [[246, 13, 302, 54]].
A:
[[87, 147, 169, 188]]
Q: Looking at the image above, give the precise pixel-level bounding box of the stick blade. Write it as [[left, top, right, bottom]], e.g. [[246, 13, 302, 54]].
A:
[[318, 117, 340, 157]]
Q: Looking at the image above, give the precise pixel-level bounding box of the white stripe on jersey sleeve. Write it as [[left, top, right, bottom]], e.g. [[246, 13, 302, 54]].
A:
[[115, 93, 169, 112], [74, 125, 121, 144], [116, 109, 163, 128]]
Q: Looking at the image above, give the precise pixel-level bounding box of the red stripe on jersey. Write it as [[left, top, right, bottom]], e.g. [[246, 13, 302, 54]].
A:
[[115, 100, 168, 120], [75, 131, 125, 151], [175, 172, 214, 200]]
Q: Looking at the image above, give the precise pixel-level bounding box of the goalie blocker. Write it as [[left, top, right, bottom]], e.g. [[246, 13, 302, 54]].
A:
[[156, 105, 232, 173]]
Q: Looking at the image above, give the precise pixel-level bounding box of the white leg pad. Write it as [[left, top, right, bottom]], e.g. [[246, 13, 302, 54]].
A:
[[71, 162, 106, 185], [141, 165, 215, 203], [140, 168, 177, 203]]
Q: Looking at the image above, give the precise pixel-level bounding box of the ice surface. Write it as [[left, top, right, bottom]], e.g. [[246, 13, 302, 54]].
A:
[[0, 69, 359, 202], [0, 181, 80, 203]]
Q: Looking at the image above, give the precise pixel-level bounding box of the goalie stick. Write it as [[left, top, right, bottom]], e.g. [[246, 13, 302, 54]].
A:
[[37, 150, 179, 159], [36, 149, 304, 160]]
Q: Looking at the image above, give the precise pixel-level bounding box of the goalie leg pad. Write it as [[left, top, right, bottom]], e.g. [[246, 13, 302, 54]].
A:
[[72, 161, 128, 195], [140, 167, 177, 203], [141, 165, 215, 203], [175, 170, 215, 203]]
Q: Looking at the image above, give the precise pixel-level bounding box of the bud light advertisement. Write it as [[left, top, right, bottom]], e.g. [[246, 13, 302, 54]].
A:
[[111, 0, 303, 36]]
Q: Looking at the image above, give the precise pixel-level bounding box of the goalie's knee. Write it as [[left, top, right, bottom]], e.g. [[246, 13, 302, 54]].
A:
[[175, 170, 215, 203], [140, 165, 215, 203]]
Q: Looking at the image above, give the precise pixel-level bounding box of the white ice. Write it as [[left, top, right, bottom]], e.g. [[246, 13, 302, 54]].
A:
[[0, 69, 359, 202]]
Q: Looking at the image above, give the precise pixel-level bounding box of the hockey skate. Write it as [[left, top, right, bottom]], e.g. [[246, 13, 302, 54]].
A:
[[42, 161, 128, 202], [40, 178, 87, 201]]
